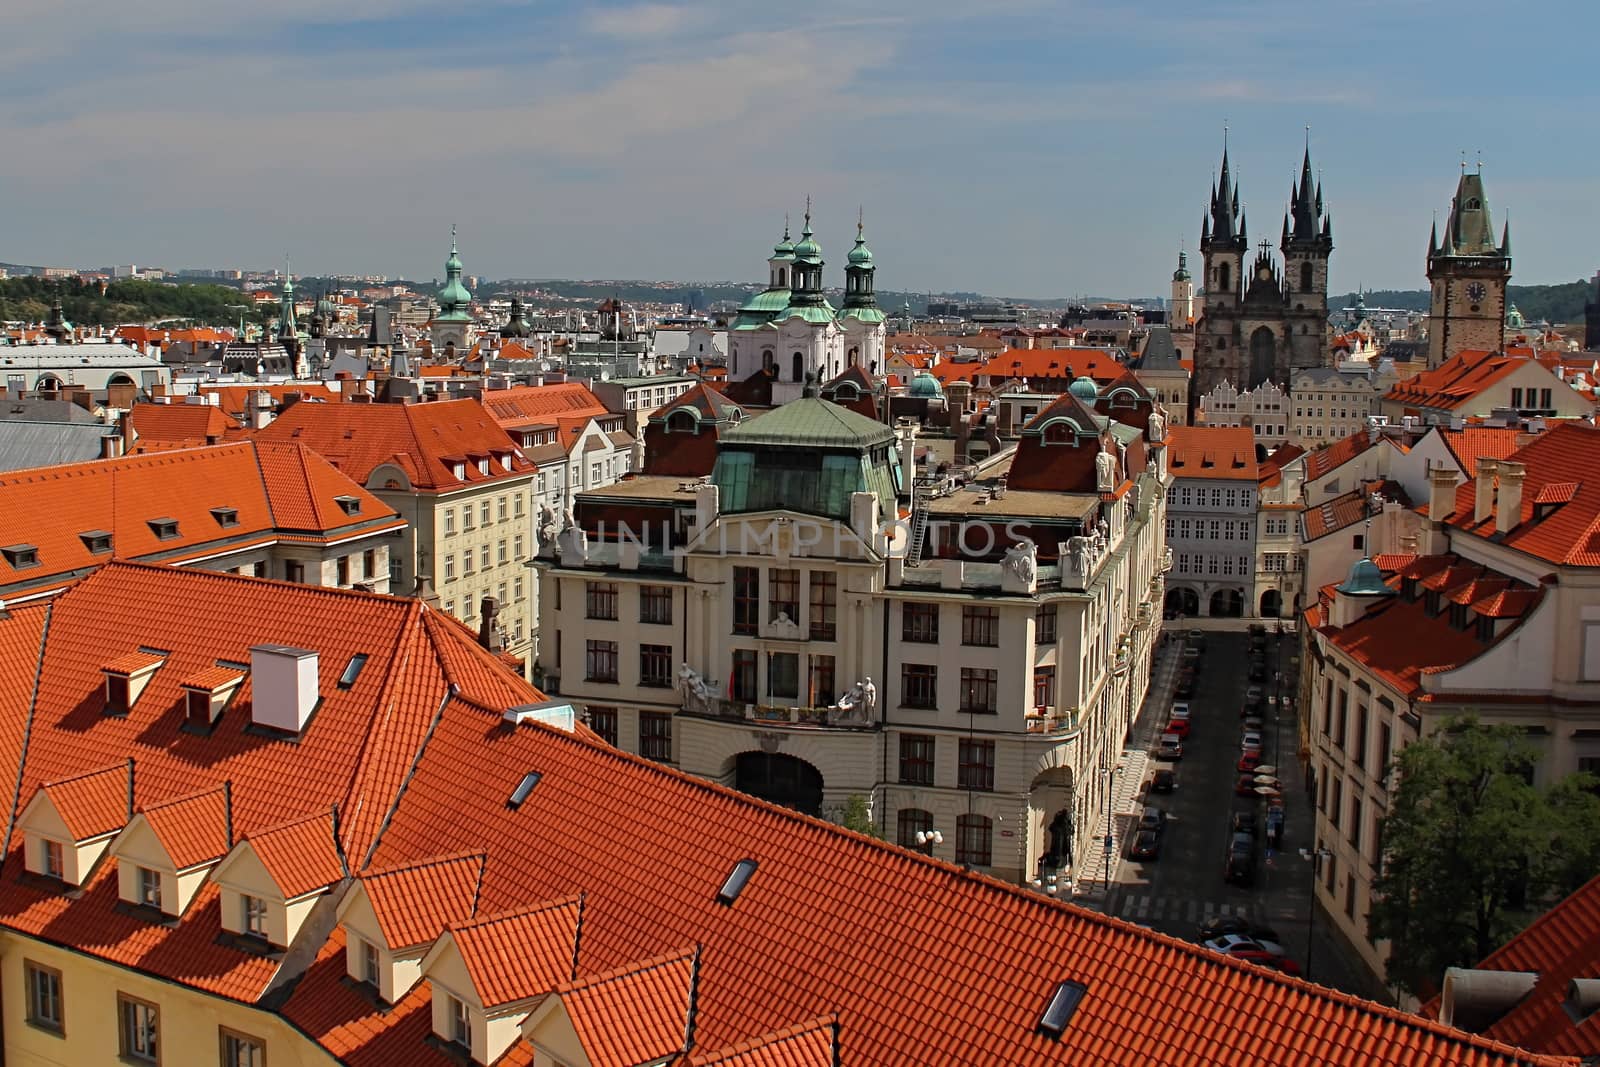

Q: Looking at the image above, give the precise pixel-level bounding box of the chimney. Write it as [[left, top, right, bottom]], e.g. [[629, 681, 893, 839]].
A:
[[249, 645, 320, 733], [1496, 461, 1526, 535], [1474, 459, 1499, 526], [478, 596, 503, 652], [100, 432, 123, 459]]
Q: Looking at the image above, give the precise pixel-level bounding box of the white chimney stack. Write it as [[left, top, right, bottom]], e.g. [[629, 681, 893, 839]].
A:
[[249, 645, 319, 733], [1496, 461, 1526, 536], [1474, 459, 1499, 526]]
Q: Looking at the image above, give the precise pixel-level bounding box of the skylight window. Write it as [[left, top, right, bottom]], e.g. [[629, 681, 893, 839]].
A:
[[715, 858, 758, 906], [79, 530, 113, 554], [1037, 980, 1087, 1040], [506, 771, 542, 810], [1, 543, 40, 570], [336, 653, 369, 690], [147, 518, 180, 541]]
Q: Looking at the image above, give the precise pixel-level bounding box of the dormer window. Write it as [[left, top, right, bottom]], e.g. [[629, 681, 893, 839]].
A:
[[360, 938, 380, 985], [447, 994, 472, 1053], [334, 494, 362, 516], [41, 839, 63, 879], [147, 517, 180, 540], [1, 543, 39, 570], [79, 530, 113, 554], [136, 866, 162, 909], [242, 894, 268, 937], [477, 457, 490, 475], [452, 461, 466, 480], [102, 651, 166, 716], [496, 451, 513, 471], [211, 506, 239, 529], [181, 667, 245, 733]]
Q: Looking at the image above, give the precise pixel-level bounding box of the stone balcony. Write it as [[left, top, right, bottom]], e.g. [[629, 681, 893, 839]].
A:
[[680, 692, 879, 731]]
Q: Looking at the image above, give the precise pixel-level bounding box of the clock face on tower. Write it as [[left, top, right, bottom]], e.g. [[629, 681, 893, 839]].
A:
[[1466, 282, 1487, 303]]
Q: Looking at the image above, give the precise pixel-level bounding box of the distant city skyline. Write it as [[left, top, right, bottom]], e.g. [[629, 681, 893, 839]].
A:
[[2, 1, 1597, 296]]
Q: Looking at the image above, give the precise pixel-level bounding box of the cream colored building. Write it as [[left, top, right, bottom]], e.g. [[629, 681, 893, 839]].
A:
[[1302, 424, 1600, 985], [1198, 378, 1289, 452], [535, 385, 1171, 886], [1290, 366, 1395, 447]]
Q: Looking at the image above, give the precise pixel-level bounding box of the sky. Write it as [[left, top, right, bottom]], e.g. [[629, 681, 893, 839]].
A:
[[2, 0, 1598, 298]]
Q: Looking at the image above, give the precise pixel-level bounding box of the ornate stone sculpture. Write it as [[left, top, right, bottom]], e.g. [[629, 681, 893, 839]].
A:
[[1003, 539, 1037, 584], [1148, 402, 1168, 443], [679, 663, 713, 707], [1095, 445, 1117, 492], [537, 503, 559, 552], [1067, 536, 1090, 576], [767, 610, 801, 639], [833, 677, 878, 723]]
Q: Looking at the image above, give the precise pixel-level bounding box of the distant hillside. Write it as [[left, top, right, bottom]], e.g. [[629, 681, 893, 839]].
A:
[[487, 279, 994, 316], [0, 277, 267, 328], [1333, 280, 1594, 324]]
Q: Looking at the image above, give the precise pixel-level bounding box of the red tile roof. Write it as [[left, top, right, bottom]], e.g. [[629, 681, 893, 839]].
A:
[[479, 383, 609, 432], [558, 948, 695, 1067], [929, 347, 1125, 386], [140, 785, 231, 871], [689, 1017, 836, 1066], [256, 398, 534, 492], [196, 384, 340, 421], [1385, 350, 1550, 413], [127, 402, 235, 451], [1303, 429, 1384, 482], [1448, 424, 1600, 566], [39, 762, 129, 841], [1165, 424, 1258, 481], [361, 852, 485, 950], [245, 810, 345, 900], [1441, 427, 1526, 478], [446, 897, 580, 1007]]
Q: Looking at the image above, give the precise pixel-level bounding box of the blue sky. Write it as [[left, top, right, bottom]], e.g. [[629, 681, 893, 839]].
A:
[[1, 0, 1597, 298]]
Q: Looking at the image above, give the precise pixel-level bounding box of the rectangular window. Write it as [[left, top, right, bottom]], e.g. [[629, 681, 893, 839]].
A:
[[1331, 778, 1344, 829], [1510, 387, 1523, 408], [497, 540, 508, 565], [336, 556, 350, 585], [898, 734, 935, 785], [769, 568, 800, 623], [767, 652, 799, 699], [118, 994, 159, 1063], [463, 506, 474, 531], [808, 571, 837, 640], [363, 549, 377, 580], [961, 605, 999, 646], [902, 602, 939, 643], [480, 501, 491, 527], [221, 1029, 266, 1067], [585, 640, 618, 683], [1350, 794, 1363, 849], [1335, 688, 1348, 749], [639, 712, 672, 761], [513, 577, 524, 603], [1377, 722, 1393, 787], [444, 508, 455, 536], [137, 866, 162, 909], [513, 534, 524, 559], [461, 548, 474, 576], [731, 649, 758, 703], [447, 993, 471, 1052], [808, 654, 836, 706], [956, 813, 992, 866], [897, 808, 932, 850], [639, 585, 673, 625], [479, 545, 490, 572], [1034, 667, 1056, 708], [25, 960, 62, 1033], [733, 567, 759, 635], [958, 738, 996, 791], [585, 581, 618, 620], [901, 664, 938, 709], [1354, 707, 1370, 771], [360, 938, 379, 984], [497, 496, 508, 522], [443, 554, 456, 582], [1541, 388, 1553, 410], [242, 894, 267, 937], [1035, 604, 1057, 644], [959, 667, 998, 714], [587, 706, 618, 746], [639, 645, 672, 688], [41, 838, 63, 878]]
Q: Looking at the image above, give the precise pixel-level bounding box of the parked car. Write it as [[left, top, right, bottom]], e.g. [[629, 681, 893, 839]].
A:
[[1242, 714, 1265, 732], [1164, 717, 1190, 738], [1149, 769, 1177, 794], [1197, 916, 1281, 943], [1156, 735, 1184, 760], [1138, 806, 1168, 834], [1181, 646, 1202, 663], [1237, 751, 1264, 773], [1248, 661, 1267, 682], [1233, 774, 1261, 797], [1235, 950, 1301, 976], [1241, 730, 1263, 752], [1170, 701, 1191, 720], [1187, 629, 1205, 648], [1175, 676, 1198, 699], [1224, 834, 1255, 885], [1129, 829, 1161, 860], [1245, 684, 1264, 704], [1203, 933, 1288, 957], [1265, 806, 1286, 848], [1230, 811, 1257, 837]]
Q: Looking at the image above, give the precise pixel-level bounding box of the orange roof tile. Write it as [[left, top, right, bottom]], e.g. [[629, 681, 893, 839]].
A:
[[196, 384, 340, 421], [38, 763, 129, 841], [140, 785, 231, 871], [558, 949, 695, 1067], [1303, 429, 1383, 481], [447, 898, 580, 1007], [255, 398, 534, 492], [1449, 424, 1600, 566], [689, 1017, 836, 1066], [245, 810, 345, 900], [1165, 425, 1259, 481], [127, 402, 235, 451], [479, 384, 610, 432], [928, 347, 1124, 386], [1441, 427, 1525, 478], [1385, 350, 1552, 413], [361, 852, 484, 950], [180, 665, 245, 691], [103, 650, 166, 675]]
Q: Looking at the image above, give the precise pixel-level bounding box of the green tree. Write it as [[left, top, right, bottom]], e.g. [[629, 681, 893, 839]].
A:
[[1369, 718, 1600, 998], [841, 794, 880, 839]]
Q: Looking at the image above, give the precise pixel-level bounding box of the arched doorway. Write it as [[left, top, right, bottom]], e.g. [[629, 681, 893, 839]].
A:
[[1164, 586, 1199, 617], [734, 751, 823, 815], [1030, 765, 1076, 873], [1248, 327, 1275, 388], [1260, 589, 1282, 618], [1210, 587, 1244, 618]]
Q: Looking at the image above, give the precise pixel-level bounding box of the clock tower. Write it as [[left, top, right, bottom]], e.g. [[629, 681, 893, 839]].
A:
[[1425, 167, 1511, 369]]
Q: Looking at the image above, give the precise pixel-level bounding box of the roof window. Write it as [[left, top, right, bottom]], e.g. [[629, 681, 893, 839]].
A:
[[79, 530, 113, 554], [333, 494, 362, 516], [1, 543, 40, 570], [211, 507, 239, 529], [336, 653, 368, 690], [506, 771, 542, 810], [1037, 980, 1088, 1039], [147, 517, 180, 541], [715, 857, 758, 906]]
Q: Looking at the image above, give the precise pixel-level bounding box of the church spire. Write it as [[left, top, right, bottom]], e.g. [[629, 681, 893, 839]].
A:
[[277, 258, 298, 342]]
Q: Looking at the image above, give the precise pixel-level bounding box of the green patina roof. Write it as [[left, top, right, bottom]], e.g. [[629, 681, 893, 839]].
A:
[[723, 396, 895, 449], [907, 371, 943, 398], [838, 307, 886, 323], [774, 301, 837, 325], [1336, 557, 1390, 597], [739, 289, 791, 313]]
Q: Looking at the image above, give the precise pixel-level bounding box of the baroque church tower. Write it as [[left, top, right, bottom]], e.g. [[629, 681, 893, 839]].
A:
[[1194, 138, 1332, 396], [1425, 167, 1511, 368], [431, 227, 475, 359]]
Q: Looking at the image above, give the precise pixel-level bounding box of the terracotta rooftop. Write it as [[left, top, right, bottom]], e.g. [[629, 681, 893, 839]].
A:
[[929, 347, 1125, 386], [1441, 427, 1527, 478], [446, 897, 581, 1008], [479, 383, 610, 433], [556, 949, 696, 1067], [140, 785, 232, 871], [1165, 424, 1259, 481], [1385, 350, 1549, 412], [245, 809, 346, 900], [38, 763, 129, 841], [1448, 424, 1600, 566], [126, 401, 235, 451], [361, 852, 485, 950]]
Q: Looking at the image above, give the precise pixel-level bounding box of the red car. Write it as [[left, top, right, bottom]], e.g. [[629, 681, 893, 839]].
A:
[[1237, 751, 1263, 773], [1164, 718, 1191, 738], [1234, 774, 1260, 797], [1232, 950, 1302, 976]]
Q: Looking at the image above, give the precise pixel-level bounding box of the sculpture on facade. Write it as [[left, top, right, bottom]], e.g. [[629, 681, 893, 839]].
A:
[[768, 610, 802, 639], [679, 663, 714, 707], [833, 677, 878, 723], [537, 503, 560, 553], [1002, 539, 1037, 584], [556, 508, 589, 563], [1095, 443, 1117, 492], [1066, 536, 1090, 576], [1148, 402, 1168, 442]]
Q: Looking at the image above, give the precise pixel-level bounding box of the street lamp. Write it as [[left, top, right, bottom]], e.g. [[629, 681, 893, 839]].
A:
[[915, 829, 943, 856], [1301, 846, 1333, 980], [1100, 764, 1119, 893]]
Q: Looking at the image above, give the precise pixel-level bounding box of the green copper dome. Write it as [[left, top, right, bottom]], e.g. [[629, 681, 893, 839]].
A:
[[1506, 303, 1525, 329], [1336, 557, 1390, 597], [773, 222, 795, 260], [435, 228, 473, 323], [848, 228, 873, 267], [1069, 376, 1099, 401], [792, 209, 822, 264], [1172, 250, 1190, 282], [908, 371, 943, 398]]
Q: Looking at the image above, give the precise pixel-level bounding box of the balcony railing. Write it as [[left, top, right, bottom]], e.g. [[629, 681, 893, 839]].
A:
[[1025, 710, 1077, 736], [682, 693, 878, 730]]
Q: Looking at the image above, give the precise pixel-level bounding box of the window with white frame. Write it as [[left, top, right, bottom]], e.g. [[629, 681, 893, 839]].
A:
[[136, 866, 162, 909], [242, 894, 267, 937]]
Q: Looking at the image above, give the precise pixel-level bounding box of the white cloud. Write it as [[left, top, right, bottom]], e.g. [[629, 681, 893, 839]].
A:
[[585, 3, 696, 39]]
